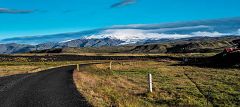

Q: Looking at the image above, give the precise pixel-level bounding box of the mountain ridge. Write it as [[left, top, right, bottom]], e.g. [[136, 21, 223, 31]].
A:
[[0, 38, 124, 54], [1, 36, 240, 54]]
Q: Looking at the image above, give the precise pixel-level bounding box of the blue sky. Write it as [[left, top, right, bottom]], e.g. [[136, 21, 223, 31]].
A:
[[0, 0, 240, 39]]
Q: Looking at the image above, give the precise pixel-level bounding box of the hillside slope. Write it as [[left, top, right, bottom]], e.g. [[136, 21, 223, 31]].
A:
[[131, 36, 240, 53], [0, 43, 35, 54]]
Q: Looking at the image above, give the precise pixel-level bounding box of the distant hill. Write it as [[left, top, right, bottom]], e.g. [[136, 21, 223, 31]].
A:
[[30, 46, 134, 54], [0, 43, 35, 54], [130, 36, 240, 53]]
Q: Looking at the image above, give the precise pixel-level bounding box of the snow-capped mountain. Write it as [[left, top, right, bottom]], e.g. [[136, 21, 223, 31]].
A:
[[0, 38, 124, 54], [0, 17, 240, 45]]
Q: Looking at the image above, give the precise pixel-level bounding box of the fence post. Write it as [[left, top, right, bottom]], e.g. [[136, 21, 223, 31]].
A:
[[148, 73, 153, 93], [77, 64, 80, 71], [109, 61, 112, 70]]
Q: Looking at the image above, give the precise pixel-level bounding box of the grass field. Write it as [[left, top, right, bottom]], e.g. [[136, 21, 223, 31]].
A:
[[0, 53, 239, 106], [73, 60, 240, 107]]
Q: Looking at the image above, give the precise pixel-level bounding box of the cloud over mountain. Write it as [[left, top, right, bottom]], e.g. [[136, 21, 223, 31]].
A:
[[0, 17, 240, 45], [87, 29, 228, 44]]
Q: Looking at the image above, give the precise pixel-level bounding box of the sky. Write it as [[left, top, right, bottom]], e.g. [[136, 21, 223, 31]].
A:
[[0, 0, 240, 39]]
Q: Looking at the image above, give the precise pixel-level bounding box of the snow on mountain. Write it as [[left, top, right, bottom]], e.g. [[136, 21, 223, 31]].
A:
[[86, 29, 228, 44]]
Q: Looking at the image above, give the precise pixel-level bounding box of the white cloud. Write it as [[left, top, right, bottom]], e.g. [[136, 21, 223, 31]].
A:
[[111, 24, 211, 31], [87, 29, 191, 44], [238, 29, 240, 34], [191, 31, 227, 37], [59, 39, 74, 43], [86, 29, 229, 44], [111, 0, 136, 8]]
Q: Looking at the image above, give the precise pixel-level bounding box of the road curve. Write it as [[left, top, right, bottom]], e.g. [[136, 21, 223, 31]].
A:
[[0, 65, 91, 107]]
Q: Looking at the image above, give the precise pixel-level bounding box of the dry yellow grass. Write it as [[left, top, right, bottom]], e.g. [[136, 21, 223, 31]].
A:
[[74, 69, 149, 107], [73, 60, 240, 107], [0, 65, 40, 76], [0, 60, 105, 77]]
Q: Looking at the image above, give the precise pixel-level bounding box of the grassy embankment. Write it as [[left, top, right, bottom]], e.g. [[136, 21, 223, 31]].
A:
[[0, 56, 103, 76], [74, 60, 240, 107]]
